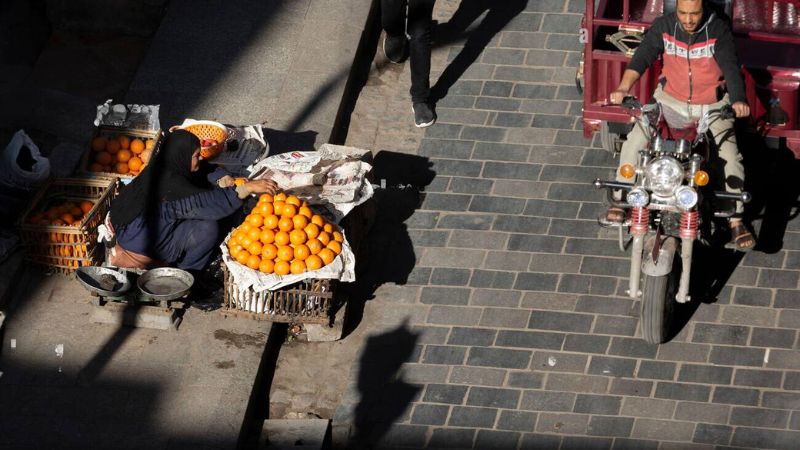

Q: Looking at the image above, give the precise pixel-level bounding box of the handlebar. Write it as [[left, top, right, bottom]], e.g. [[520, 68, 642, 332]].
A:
[[621, 96, 641, 110]]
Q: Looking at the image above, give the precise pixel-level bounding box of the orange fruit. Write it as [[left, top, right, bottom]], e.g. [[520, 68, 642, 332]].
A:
[[289, 229, 307, 245], [290, 260, 306, 275], [229, 245, 244, 260], [258, 193, 273, 203], [51, 219, 65, 226], [80, 201, 94, 215], [292, 215, 309, 230], [259, 229, 275, 244], [281, 204, 296, 219], [247, 227, 261, 241], [278, 217, 294, 232], [318, 232, 331, 246], [259, 259, 275, 274], [235, 250, 249, 265], [246, 254, 261, 270], [61, 213, 75, 225], [115, 162, 129, 174], [118, 135, 131, 149], [304, 223, 320, 240], [274, 260, 290, 275], [293, 244, 310, 261], [247, 241, 263, 256], [311, 215, 324, 227], [273, 201, 285, 213], [323, 223, 334, 233], [130, 139, 145, 154], [306, 238, 323, 255], [69, 207, 83, 218], [327, 240, 342, 255], [89, 163, 104, 172], [318, 248, 335, 265], [234, 178, 247, 187], [274, 231, 290, 246], [246, 214, 263, 228], [305, 255, 323, 271], [91, 136, 107, 152], [332, 231, 344, 243], [241, 237, 254, 249], [264, 214, 279, 230], [95, 151, 112, 166], [106, 139, 120, 154], [274, 192, 287, 202], [256, 202, 274, 216], [299, 206, 313, 218], [262, 244, 278, 260], [277, 245, 294, 262], [128, 157, 143, 172], [240, 222, 254, 232], [117, 149, 132, 163], [286, 195, 301, 207], [234, 232, 247, 246], [144, 139, 154, 150], [141, 149, 152, 163]]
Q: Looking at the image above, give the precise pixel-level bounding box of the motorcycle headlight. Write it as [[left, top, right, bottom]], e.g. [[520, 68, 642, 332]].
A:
[[645, 157, 684, 196], [674, 186, 698, 210], [626, 188, 650, 208]]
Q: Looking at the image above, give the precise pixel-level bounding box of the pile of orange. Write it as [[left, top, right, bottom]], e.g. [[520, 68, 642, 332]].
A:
[[227, 192, 344, 275], [89, 134, 154, 176], [27, 199, 95, 228]]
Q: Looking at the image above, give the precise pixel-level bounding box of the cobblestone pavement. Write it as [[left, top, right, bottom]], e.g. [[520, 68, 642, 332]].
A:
[[335, 1, 800, 449]]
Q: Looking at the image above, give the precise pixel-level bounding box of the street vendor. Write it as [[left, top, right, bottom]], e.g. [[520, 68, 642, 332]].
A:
[[107, 129, 277, 272]]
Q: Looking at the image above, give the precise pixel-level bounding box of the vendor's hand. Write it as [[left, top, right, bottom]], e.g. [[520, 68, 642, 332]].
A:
[[245, 179, 278, 196], [609, 89, 629, 105], [217, 175, 235, 188], [732, 102, 750, 118]]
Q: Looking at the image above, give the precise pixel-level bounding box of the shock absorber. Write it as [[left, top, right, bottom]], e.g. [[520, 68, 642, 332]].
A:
[[680, 211, 699, 240], [630, 207, 649, 235]]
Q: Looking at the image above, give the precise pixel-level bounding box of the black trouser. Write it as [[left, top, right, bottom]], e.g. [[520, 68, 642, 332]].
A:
[[381, 0, 435, 103]]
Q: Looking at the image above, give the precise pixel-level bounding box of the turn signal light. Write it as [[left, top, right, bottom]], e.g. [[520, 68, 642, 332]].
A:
[[619, 164, 635, 179], [694, 170, 709, 186]]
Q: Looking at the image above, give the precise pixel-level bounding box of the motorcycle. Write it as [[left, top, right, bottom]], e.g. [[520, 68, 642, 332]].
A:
[[593, 97, 751, 344]]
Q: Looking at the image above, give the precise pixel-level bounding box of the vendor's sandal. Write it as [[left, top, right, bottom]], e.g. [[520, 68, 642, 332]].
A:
[[730, 221, 755, 252], [605, 207, 626, 224]]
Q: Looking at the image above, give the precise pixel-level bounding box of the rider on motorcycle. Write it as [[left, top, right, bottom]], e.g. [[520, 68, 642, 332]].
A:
[[607, 0, 755, 251]]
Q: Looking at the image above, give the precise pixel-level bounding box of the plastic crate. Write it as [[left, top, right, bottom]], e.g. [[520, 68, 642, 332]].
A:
[[16, 177, 118, 274]]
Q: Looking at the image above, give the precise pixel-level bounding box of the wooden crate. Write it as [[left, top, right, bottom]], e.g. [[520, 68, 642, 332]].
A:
[[16, 177, 118, 274], [79, 126, 162, 181], [221, 264, 336, 324]]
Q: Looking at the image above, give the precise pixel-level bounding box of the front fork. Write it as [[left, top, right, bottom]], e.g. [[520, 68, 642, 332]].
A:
[[627, 208, 699, 303]]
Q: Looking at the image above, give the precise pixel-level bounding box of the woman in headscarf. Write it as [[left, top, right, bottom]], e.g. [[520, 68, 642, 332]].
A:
[[107, 129, 277, 271]]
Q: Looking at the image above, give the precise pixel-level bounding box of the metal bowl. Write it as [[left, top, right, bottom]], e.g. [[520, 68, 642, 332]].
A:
[[76, 266, 132, 297], [137, 267, 194, 301]]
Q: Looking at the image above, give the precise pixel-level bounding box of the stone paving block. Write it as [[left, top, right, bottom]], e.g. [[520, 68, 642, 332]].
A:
[[631, 418, 695, 442], [620, 397, 676, 419], [588, 356, 637, 378], [470, 195, 527, 214], [427, 427, 476, 449], [635, 361, 676, 381], [563, 334, 610, 354], [521, 292, 579, 311], [470, 269, 516, 289], [495, 330, 565, 351], [654, 382, 711, 402], [499, 31, 548, 49], [423, 384, 468, 405], [732, 368, 783, 388], [420, 248, 486, 268], [448, 176, 495, 194], [775, 289, 800, 308], [419, 138, 475, 159], [656, 342, 711, 363], [421, 193, 472, 212], [750, 327, 796, 348], [479, 308, 530, 329], [612, 438, 660, 450], [449, 230, 509, 250], [429, 268, 471, 286], [436, 107, 490, 125], [514, 272, 561, 291], [536, 412, 589, 435], [493, 216, 550, 234], [677, 364, 734, 385], [521, 98, 571, 114], [674, 402, 731, 425], [561, 436, 613, 450], [732, 287, 774, 307], [447, 327, 497, 347], [609, 379, 653, 398], [693, 423, 733, 446], [525, 199, 580, 218], [546, 374, 609, 394], [731, 427, 800, 449], [592, 316, 638, 337], [406, 211, 440, 229], [424, 305, 481, 327], [587, 416, 634, 438], [474, 429, 521, 450], [412, 326, 451, 345], [448, 406, 498, 428], [437, 213, 494, 230], [424, 123, 464, 139], [784, 372, 800, 390], [531, 351, 589, 373], [757, 269, 799, 289], [507, 371, 546, 389], [547, 218, 598, 238], [437, 94, 477, 109], [712, 386, 760, 406], [497, 410, 537, 432], [409, 230, 450, 247], [762, 391, 800, 409], [720, 305, 778, 327], [494, 66, 554, 82], [508, 235, 565, 254], [466, 347, 531, 370], [466, 387, 521, 409], [492, 112, 534, 128], [709, 346, 765, 367], [573, 395, 622, 415], [575, 296, 635, 317], [730, 406, 790, 428], [449, 367, 507, 387], [470, 289, 522, 308], [410, 403, 450, 425], [778, 309, 800, 328], [422, 345, 467, 366], [528, 254, 583, 274], [528, 310, 594, 333]]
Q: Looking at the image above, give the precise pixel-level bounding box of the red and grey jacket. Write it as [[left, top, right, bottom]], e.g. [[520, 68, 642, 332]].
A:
[[627, 11, 747, 105]]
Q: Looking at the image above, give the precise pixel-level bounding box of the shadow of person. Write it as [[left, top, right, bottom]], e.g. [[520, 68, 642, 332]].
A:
[[339, 151, 435, 338], [349, 320, 421, 449], [430, 0, 528, 102]]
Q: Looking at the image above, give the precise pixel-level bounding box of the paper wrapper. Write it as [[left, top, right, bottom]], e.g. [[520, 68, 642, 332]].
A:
[[220, 228, 356, 294]]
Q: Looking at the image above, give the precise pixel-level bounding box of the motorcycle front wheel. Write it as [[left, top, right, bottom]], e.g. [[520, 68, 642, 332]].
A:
[[640, 259, 680, 344]]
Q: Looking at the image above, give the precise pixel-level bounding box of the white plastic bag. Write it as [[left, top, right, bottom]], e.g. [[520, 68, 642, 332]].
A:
[[0, 130, 50, 189]]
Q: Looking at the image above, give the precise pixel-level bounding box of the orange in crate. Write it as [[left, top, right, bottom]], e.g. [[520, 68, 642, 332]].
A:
[[83, 127, 161, 179]]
